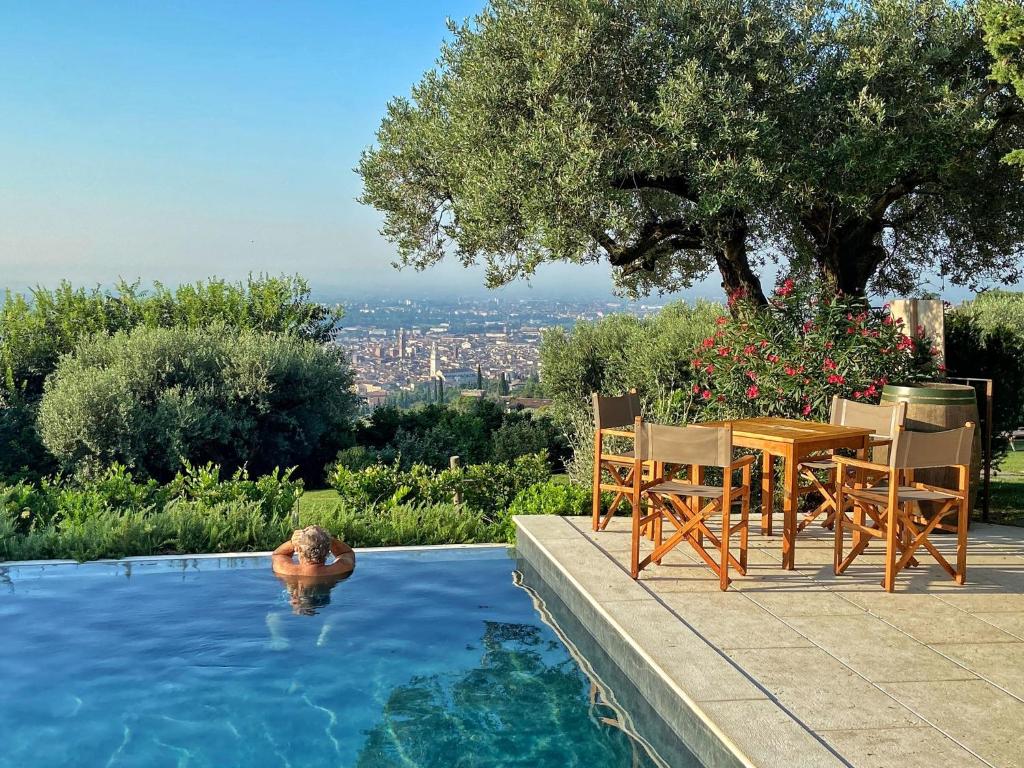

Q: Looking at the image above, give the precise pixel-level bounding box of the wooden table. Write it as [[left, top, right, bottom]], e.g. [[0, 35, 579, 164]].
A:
[[700, 417, 872, 570]]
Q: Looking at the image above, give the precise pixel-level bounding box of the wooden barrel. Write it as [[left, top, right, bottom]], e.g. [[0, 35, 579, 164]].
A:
[[880, 383, 981, 529]]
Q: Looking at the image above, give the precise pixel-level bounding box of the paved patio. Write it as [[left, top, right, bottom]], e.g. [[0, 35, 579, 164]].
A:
[[515, 514, 1024, 768]]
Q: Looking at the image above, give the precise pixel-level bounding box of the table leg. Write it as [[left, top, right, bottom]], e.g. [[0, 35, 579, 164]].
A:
[[782, 447, 798, 570], [761, 452, 775, 536]]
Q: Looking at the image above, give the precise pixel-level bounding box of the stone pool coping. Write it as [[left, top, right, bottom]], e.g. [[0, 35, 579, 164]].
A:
[[0, 542, 505, 568]]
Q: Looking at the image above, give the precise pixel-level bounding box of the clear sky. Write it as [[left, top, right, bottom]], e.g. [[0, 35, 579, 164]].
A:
[[0, 2, 1003, 302], [0, 0, 621, 298]]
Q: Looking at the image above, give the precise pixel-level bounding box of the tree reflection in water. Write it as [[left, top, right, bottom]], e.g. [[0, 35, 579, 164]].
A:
[[356, 621, 660, 768]]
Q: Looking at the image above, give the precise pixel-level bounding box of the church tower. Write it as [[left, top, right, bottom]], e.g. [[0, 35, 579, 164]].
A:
[[429, 342, 438, 378]]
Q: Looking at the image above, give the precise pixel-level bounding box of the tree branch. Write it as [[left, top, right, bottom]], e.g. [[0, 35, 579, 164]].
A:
[[610, 172, 699, 202], [595, 218, 705, 269]]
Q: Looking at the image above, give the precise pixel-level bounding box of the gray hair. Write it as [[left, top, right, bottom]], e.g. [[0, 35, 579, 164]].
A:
[[291, 526, 331, 565]]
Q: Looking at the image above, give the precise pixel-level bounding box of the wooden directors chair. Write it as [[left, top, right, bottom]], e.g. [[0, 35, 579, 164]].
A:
[[630, 421, 754, 591], [591, 390, 647, 531], [797, 396, 907, 533], [833, 422, 974, 592]]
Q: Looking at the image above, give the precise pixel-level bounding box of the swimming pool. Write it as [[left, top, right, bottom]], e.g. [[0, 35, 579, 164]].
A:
[[0, 547, 692, 767]]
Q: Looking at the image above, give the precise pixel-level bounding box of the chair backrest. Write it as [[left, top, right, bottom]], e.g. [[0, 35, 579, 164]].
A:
[[891, 422, 975, 469], [830, 396, 907, 437], [636, 423, 733, 468], [592, 390, 642, 430]]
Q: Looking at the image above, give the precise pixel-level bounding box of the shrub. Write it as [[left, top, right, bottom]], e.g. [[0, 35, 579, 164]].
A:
[[327, 453, 551, 521], [0, 275, 341, 480], [0, 464, 304, 562], [540, 302, 720, 485], [37, 325, 358, 480], [692, 281, 940, 421], [299, 502, 492, 548], [493, 479, 590, 543], [352, 399, 565, 470], [946, 303, 1024, 461]]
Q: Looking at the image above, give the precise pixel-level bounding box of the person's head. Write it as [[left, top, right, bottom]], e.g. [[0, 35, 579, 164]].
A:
[[290, 525, 332, 566]]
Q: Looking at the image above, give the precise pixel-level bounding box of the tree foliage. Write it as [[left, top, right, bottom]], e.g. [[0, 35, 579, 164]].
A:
[[37, 325, 358, 481], [982, 0, 1024, 171], [360, 0, 1024, 301]]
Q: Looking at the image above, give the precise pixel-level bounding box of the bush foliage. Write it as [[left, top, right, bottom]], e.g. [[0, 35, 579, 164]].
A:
[[347, 399, 568, 471], [0, 275, 345, 479], [692, 281, 940, 420], [38, 325, 358, 480]]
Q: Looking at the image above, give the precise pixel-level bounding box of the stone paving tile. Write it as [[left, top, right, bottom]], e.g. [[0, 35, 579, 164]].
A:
[[818, 726, 990, 768], [878, 679, 1024, 768], [698, 699, 846, 768], [598, 599, 769, 704], [739, 589, 867, 617], [653, 590, 814, 650], [783, 613, 977, 683], [836, 592, 1019, 644], [725, 646, 921, 730], [931, 641, 1024, 700], [973, 612, 1024, 640]]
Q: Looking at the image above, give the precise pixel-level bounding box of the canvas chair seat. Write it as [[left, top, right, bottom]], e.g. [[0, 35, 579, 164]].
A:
[[646, 480, 745, 502], [848, 484, 961, 504]]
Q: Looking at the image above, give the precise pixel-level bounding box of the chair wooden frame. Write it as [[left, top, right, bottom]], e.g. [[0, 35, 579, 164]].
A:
[[629, 419, 754, 591], [796, 396, 907, 534], [833, 422, 974, 592], [591, 390, 650, 532]]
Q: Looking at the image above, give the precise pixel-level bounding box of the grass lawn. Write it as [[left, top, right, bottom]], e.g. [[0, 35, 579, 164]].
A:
[[298, 487, 343, 515], [990, 447, 1024, 524]]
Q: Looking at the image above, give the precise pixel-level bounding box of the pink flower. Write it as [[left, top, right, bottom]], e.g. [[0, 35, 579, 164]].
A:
[[801, 321, 814, 333], [824, 341, 834, 349], [705, 364, 715, 374], [702, 337, 715, 349], [823, 358, 837, 371], [746, 385, 760, 399], [767, 353, 780, 363], [716, 316, 729, 326], [776, 278, 796, 297], [692, 384, 701, 394], [853, 391, 863, 399], [802, 403, 812, 417], [759, 340, 770, 349], [743, 344, 756, 355], [701, 389, 712, 400], [827, 374, 846, 385], [718, 346, 731, 357], [785, 366, 798, 376], [745, 370, 758, 381]]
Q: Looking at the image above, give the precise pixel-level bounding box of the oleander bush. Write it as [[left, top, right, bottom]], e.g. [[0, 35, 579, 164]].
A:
[[691, 280, 941, 420]]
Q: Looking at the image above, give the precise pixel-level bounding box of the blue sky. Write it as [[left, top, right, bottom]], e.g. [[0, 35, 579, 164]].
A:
[[0, 0, 619, 298], [0, 2, 999, 302]]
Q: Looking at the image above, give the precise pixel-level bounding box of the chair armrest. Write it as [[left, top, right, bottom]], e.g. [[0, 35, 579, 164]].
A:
[[868, 436, 893, 448], [833, 456, 890, 474], [727, 455, 756, 471], [601, 429, 635, 439]]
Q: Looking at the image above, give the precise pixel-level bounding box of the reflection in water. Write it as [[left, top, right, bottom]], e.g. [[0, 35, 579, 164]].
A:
[[356, 621, 661, 768], [274, 570, 351, 616]]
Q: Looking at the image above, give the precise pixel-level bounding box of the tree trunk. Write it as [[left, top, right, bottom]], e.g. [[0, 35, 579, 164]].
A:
[[815, 223, 886, 298], [714, 221, 767, 312]]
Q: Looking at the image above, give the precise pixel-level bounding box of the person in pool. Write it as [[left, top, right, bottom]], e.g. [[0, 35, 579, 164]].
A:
[[272, 525, 355, 578], [270, 526, 355, 620]]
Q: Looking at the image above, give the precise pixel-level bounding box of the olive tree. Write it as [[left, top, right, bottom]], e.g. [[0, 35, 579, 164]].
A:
[[982, 0, 1024, 171], [359, 0, 1024, 301]]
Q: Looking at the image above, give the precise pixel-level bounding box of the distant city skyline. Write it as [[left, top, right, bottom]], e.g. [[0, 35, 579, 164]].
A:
[[0, 2, 1015, 304]]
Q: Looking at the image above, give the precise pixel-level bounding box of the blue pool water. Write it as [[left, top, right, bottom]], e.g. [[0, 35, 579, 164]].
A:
[[0, 547, 672, 767]]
